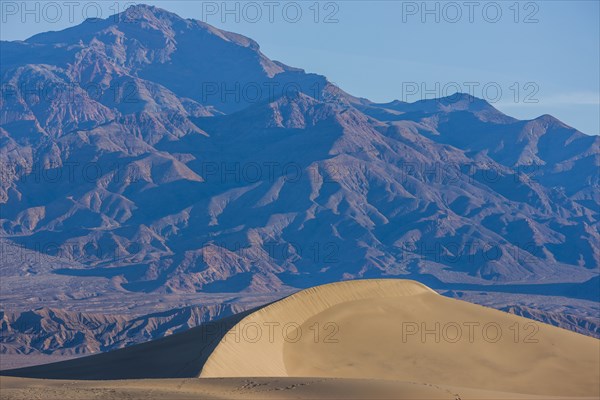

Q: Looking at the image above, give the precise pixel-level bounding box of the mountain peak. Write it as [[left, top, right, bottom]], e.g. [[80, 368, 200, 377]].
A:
[[364, 92, 507, 123], [433, 92, 491, 109], [119, 3, 184, 23], [25, 3, 260, 51], [125, 3, 160, 12], [525, 114, 573, 133], [115, 4, 261, 50], [534, 114, 562, 124]]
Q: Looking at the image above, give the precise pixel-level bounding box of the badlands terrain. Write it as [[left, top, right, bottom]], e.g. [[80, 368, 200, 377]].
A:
[[1, 279, 599, 399]]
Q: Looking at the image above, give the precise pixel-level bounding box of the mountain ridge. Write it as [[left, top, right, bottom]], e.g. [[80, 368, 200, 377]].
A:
[[1, 4, 598, 355]]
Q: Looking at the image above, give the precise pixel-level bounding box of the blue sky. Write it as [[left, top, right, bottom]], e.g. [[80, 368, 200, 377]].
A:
[[2, 1, 598, 134]]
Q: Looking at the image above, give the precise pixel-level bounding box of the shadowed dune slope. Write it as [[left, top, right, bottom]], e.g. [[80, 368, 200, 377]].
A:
[[2, 279, 599, 397]]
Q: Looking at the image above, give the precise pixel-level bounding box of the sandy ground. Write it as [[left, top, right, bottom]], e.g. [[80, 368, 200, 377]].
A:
[[1, 376, 594, 400], [2, 279, 599, 398]]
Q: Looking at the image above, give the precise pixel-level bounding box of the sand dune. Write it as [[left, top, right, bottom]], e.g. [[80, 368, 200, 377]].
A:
[[2, 279, 599, 398], [201, 279, 599, 397]]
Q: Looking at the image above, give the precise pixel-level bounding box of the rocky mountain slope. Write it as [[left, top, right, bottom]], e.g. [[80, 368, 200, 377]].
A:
[[1, 4, 598, 355]]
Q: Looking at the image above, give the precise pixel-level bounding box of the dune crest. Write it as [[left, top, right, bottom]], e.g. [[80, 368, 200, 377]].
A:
[[200, 279, 436, 376]]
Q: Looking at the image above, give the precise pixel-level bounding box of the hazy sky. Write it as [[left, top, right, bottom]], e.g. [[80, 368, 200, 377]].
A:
[[2, 0, 599, 134]]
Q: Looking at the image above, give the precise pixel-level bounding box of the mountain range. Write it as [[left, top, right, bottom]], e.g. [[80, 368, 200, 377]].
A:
[[1, 4, 598, 359]]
